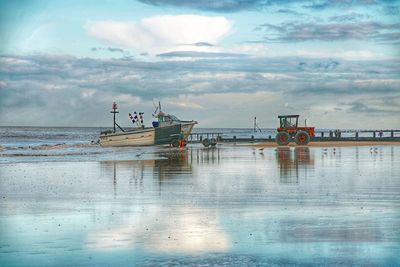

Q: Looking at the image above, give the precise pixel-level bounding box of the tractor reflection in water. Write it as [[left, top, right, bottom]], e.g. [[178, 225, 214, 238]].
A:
[[276, 115, 315, 145], [276, 147, 314, 183]]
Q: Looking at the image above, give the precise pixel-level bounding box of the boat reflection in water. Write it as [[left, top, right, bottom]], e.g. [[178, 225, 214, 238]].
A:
[[276, 147, 314, 184], [100, 147, 222, 191], [100, 150, 192, 188]]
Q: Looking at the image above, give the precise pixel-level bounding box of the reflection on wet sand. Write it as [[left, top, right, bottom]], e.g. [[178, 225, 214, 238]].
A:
[[193, 147, 221, 165], [276, 147, 314, 183], [89, 149, 229, 254], [86, 207, 230, 253], [1, 145, 399, 266]]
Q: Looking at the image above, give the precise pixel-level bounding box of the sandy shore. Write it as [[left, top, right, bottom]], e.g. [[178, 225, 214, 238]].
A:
[[250, 140, 400, 148]]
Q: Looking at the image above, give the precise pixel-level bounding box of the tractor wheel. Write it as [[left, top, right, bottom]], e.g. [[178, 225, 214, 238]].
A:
[[295, 131, 310, 145], [276, 132, 291, 146]]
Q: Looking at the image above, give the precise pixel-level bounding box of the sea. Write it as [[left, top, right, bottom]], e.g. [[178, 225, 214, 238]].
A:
[[0, 126, 399, 266]]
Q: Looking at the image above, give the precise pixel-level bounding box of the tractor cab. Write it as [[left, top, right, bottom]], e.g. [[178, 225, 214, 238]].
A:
[[279, 115, 299, 129]]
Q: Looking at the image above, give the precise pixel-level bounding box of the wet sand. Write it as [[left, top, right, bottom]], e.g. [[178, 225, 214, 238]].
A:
[[252, 140, 400, 148], [0, 145, 399, 266]]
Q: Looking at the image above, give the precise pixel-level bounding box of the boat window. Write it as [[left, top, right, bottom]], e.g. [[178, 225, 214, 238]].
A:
[[169, 115, 180, 121]]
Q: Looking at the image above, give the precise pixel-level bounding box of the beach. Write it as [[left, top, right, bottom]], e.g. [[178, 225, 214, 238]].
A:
[[254, 140, 400, 148], [1, 133, 399, 266]]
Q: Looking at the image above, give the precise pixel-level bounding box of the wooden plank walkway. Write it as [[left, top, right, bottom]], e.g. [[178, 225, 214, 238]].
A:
[[187, 130, 400, 143]]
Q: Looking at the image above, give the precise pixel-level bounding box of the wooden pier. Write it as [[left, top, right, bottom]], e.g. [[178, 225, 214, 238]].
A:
[[188, 130, 400, 144]]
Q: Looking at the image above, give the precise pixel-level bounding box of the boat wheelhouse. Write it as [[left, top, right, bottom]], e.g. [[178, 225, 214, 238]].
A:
[[152, 102, 197, 139]]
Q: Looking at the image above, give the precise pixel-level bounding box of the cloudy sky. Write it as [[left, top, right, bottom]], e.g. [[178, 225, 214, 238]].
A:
[[0, 0, 399, 128]]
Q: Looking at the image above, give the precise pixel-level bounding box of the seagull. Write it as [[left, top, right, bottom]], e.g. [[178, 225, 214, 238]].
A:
[[135, 151, 144, 157], [259, 148, 264, 151]]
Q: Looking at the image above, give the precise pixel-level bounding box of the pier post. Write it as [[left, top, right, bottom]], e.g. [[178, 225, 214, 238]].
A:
[[373, 132, 376, 138], [391, 131, 394, 138], [233, 136, 236, 143], [321, 132, 324, 138], [355, 132, 359, 139], [251, 135, 254, 142]]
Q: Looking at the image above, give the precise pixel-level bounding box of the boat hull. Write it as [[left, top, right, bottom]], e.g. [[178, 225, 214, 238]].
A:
[[155, 124, 182, 145], [100, 124, 181, 147], [181, 122, 196, 139]]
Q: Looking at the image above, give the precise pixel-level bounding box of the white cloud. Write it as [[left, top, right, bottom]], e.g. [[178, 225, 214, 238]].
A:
[[295, 49, 393, 60], [86, 15, 233, 55], [114, 93, 142, 104], [165, 99, 205, 109], [42, 84, 67, 92], [353, 79, 400, 86], [229, 43, 269, 55], [81, 89, 96, 98]]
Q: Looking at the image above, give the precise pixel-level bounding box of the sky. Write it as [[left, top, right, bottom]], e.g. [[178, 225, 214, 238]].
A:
[[0, 0, 399, 129]]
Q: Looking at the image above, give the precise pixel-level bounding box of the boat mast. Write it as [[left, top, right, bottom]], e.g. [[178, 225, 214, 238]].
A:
[[111, 102, 119, 133], [110, 102, 124, 133]]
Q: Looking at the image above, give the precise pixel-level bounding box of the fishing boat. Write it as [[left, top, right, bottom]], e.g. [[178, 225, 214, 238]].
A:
[[99, 102, 181, 147], [152, 102, 197, 139], [99, 124, 181, 147]]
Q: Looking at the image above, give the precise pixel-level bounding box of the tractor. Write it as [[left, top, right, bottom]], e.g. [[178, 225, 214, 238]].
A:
[[276, 115, 315, 145]]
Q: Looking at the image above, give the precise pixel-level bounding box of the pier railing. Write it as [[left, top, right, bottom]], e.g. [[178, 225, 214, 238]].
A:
[[188, 130, 400, 143]]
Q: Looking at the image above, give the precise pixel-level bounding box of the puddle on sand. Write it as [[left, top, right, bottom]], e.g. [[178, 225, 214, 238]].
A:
[[0, 145, 399, 266]]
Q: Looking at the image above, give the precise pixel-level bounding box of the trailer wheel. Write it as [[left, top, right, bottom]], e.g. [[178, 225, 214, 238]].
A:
[[276, 132, 291, 145], [295, 131, 310, 145], [210, 138, 217, 147], [202, 138, 211, 147]]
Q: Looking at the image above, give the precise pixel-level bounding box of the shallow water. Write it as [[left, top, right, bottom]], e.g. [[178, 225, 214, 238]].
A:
[[0, 145, 399, 266]]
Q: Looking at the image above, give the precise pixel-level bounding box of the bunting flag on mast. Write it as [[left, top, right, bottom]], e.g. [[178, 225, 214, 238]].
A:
[[139, 112, 144, 124], [129, 111, 145, 127], [134, 112, 141, 127], [129, 112, 141, 127]]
